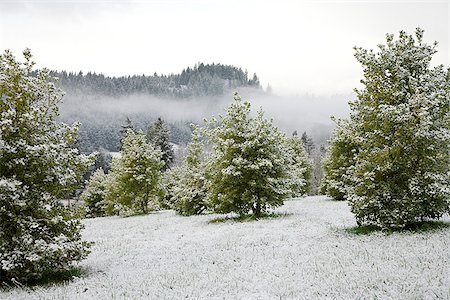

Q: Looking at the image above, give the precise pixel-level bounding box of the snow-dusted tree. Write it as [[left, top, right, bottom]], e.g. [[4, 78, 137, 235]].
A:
[[160, 166, 182, 209], [206, 92, 292, 217], [301, 132, 315, 157], [285, 135, 312, 197], [172, 127, 209, 216], [321, 119, 358, 200], [147, 117, 174, 171], [119, 116, 134, 150], [105, 129, 163, 216], [81, 168, 107, 218], [0, 50, 95, 283], [347, 29, 450, 227]]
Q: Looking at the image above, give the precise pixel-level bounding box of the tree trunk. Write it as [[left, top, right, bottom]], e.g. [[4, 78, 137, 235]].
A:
[[142, 184, 149, 214], [254, 202, 261, 218]]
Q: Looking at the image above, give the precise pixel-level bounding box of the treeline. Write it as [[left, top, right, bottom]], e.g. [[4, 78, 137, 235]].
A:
[[50, 63, 261, 98], [72, 115, 192, 153]]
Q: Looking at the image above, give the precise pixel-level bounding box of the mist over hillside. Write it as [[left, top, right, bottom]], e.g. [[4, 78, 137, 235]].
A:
[[56, 64, 352, 153]]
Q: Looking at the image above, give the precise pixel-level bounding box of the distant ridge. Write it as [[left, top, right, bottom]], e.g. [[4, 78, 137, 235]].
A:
[[50, 63, 261, 98]]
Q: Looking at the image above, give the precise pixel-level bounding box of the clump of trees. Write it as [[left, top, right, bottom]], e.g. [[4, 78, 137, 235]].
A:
[[322, 29, 450, 228], [164, 92, 312, 217], [0, 50, 95, 283], [81, 117, 177, 217]]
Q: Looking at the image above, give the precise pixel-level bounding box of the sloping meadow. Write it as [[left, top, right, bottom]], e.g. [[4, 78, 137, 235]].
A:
[[2, 196, 449, 299]]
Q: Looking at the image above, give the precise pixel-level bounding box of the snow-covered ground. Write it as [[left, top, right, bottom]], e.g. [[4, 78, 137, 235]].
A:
[[2, 196, 450, 299]]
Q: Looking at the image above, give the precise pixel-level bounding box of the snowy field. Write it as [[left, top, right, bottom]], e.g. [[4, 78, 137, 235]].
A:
[[2, 196, 450, 299]]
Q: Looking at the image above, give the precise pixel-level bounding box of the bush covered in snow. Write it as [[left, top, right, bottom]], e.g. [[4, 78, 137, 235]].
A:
[[336, 29, 450, 227], [0, 50, 95, 283], [104, 129, 164, 216], [205, 92, 294, 217]]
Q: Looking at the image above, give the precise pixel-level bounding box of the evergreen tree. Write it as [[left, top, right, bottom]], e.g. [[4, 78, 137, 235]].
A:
[[206, 92, 293, 217], [309, 146, 327, 196], [301, 132, 315, 156], [172, 127, 209, 215], [146, 117, 174, 171], [347, 29, 450, 227], [160, 166, 183, 209], [82, 148, 112, 182], [81, 168, 107, 218], [285, 135, 313, 196], [0, 50, 95, 283], [105, 130, 164, 216], [119, 116, 134, 150]]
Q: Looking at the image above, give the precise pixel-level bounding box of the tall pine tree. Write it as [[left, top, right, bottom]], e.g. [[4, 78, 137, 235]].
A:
[[147, 117, 174, 171]]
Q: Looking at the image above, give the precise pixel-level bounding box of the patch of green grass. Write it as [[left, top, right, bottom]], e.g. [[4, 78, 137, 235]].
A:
[[209, 212, 289, 223], [404, 221, 450, 232], [346, 221, 450, 235], [30, 267, 85, 287], [346, 225, 382, 235]]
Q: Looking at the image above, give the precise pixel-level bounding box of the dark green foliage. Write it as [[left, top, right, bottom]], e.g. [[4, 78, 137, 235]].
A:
[[119, 117, 134, 150], [346, 221, 450, 235], [209, 212, 289, 223], [147, 117, 174, 171], [301, 132, 315, 156]]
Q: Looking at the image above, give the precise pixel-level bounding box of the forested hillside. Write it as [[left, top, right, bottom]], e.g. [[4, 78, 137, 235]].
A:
[[51, 63, 261, 98], [54, 63, 262, 154]]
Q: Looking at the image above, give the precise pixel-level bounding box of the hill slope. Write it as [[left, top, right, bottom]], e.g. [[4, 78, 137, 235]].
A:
[[2, 196, 449, 299]]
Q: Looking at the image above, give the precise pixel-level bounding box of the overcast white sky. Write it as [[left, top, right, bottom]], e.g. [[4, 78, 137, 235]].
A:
[[0, 0, 448, 95]]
